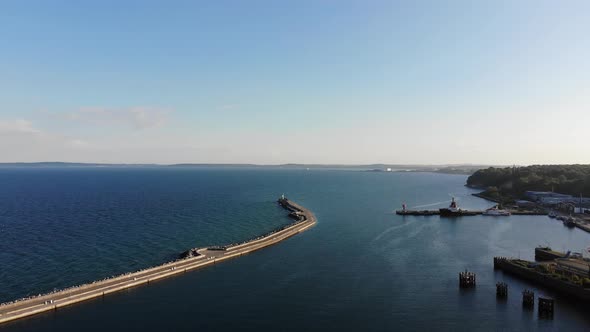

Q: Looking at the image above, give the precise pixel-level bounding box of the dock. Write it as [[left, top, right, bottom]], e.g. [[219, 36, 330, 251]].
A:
[[396, 209, 547, 216], [396, 196, 548, 217], [0, 197, 316, 325], [534, 247, 566, 261], [396, 210, 482, 216], [493, 256, 590, 302], [575, 222, 590, 233]]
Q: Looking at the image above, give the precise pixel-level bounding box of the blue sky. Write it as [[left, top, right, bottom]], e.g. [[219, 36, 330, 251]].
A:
[[1, 0, 589, 164]]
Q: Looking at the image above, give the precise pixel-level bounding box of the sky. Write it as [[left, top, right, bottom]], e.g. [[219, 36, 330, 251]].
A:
[[0, 0, 589, 165]]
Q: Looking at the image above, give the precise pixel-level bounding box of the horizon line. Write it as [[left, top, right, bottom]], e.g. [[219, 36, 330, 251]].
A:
[[0, 161, 578, 168]]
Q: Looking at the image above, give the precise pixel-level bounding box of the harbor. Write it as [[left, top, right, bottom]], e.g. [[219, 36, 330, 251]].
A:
[[494, 247, 590, 302], [450, 246, 590, 320], [396, 210, 548, 216], [1, 169, 588, 331], [395, 198, 546, 217], [0, 197, 316, 325]]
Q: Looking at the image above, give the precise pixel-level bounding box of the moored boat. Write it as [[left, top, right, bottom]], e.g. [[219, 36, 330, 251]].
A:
[[563, 216, 576, 228], [438, 197, 479, 216], [483, 205, 511, 216]]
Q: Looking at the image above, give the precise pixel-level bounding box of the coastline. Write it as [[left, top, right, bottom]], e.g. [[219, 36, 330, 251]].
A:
[[471, 192, 502, 203], [0, 198, 316, 325]]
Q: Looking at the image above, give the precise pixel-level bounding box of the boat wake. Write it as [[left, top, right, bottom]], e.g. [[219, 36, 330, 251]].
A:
[[408, 193, 468, 209], [373, 222, 414, 242], [410, 200, 452, 209]]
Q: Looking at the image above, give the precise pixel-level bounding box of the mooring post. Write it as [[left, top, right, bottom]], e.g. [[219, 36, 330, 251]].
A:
[[538, 297, 554, 319], [459, 270, 476, 288], [522, 289, 534, 309], [496, 282, 508, 299]]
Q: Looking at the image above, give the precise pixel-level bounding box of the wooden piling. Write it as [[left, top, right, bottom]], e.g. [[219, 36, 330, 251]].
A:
[[459, 270, 476, 288], [538, 297, 554, 318], [496, 282, 508, 299], [522, 289, 534, 308]]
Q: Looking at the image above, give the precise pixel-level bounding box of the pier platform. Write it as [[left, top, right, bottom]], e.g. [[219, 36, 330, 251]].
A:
[[395, 209, 547, 216], [396, 210, 482, 216], [494, 256, 590, 302], [535, 247, 566, 261]]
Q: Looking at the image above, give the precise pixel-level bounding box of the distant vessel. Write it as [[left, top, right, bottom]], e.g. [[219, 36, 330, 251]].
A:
[[439, 198, 464, 216], [483, 205, 511, 216], [563, 216, 576, 228]]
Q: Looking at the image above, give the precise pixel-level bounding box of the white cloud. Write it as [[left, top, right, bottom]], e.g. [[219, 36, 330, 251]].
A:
[[0, 119, 93, 162], [65, 107, 171, 130], [67, 139, 90, 148], [0, 119, 42, 135]]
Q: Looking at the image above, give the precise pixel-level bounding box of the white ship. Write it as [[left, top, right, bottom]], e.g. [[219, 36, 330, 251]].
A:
[[483, 205, 511, 216]]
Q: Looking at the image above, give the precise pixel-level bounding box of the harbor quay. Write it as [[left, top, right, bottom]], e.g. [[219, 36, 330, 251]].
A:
[[395, 198, 547, 217], [494, 248, 590, 302], [0, 197, 316, 325], [395, 210, 547, 216]]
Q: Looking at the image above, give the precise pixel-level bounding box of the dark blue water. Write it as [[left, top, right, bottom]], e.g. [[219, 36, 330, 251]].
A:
[[0, 168, 588, 331]]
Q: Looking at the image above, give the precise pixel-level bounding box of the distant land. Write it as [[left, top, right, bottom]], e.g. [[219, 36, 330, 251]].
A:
[[0, 162, 495, 175]]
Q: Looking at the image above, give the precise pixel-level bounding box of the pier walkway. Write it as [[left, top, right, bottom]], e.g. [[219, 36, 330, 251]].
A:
[[0, 199, 316, 325]]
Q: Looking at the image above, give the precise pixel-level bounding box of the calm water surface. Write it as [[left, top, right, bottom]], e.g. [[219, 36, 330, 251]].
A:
[[0, 168, 588, 331]]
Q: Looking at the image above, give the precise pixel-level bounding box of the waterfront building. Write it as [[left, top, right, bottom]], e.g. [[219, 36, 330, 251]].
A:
[[525, 191, 590, 208]]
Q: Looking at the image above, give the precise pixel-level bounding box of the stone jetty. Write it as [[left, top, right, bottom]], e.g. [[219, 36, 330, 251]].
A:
[[0, 197, 316, 325]]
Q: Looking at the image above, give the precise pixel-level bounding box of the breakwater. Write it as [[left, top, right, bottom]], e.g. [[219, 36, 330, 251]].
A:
[[0, 198, 316, 325]]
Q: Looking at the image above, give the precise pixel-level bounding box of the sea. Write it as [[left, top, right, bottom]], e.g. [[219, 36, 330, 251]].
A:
[[0, 167, 588, 331]]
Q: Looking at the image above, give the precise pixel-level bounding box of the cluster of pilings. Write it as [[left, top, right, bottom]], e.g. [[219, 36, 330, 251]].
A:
[[458, 268, 555, 319], [459, 270, 476, 288], [538, 297, 555, 318], [496, 282, 508, 299], [495, 285, 554, 319], [522, 289, 534, 308]]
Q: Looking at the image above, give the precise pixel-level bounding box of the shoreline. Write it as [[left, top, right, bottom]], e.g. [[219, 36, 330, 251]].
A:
[[471, 192, 502, 203], [0, 198, 316, 325]]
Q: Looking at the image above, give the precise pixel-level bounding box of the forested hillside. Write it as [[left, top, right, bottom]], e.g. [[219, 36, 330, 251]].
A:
[[467, 165, 590, 197]]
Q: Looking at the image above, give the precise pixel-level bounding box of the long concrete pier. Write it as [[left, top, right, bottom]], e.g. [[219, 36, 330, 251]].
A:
[[0, 198, 316, 325], [395, 209, 547, 216]]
